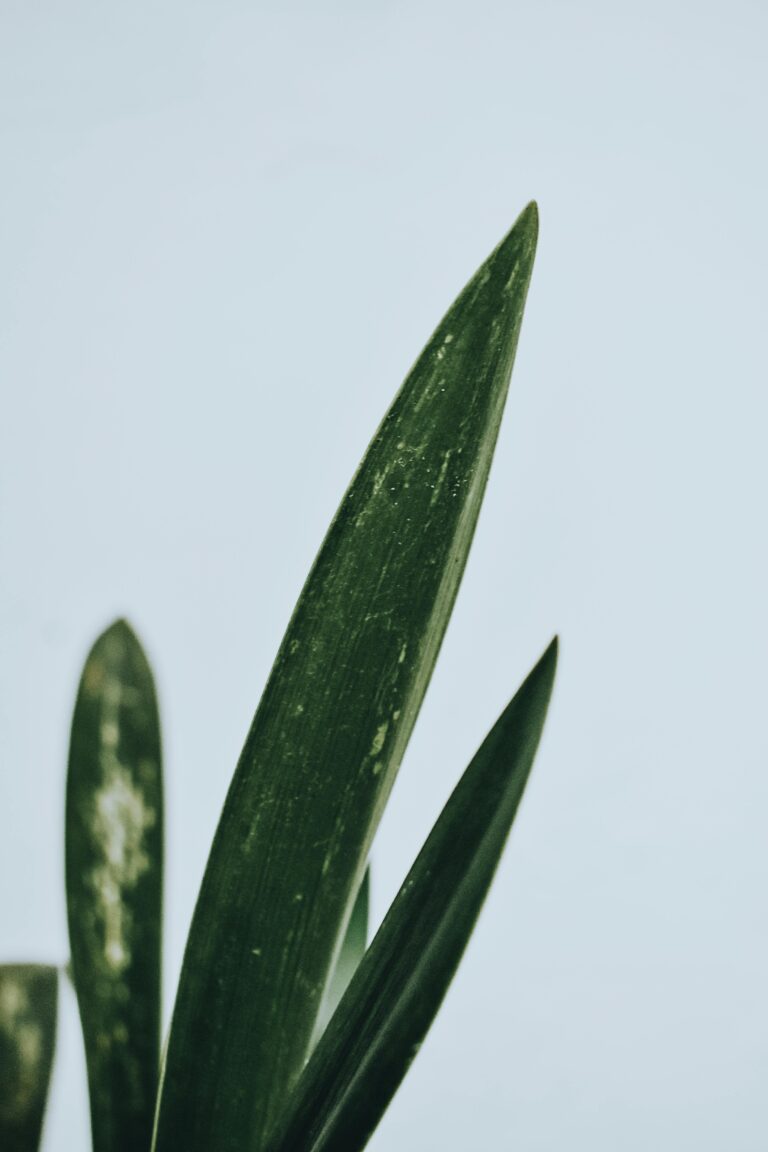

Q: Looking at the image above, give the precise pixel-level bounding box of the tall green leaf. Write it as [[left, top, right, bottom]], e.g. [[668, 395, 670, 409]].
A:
[[0, 965, 58, 1152], [265, 640, 557, 1152], [153, 202, 539, 1152], [313, 868, 370, 1043], [66, 619, 163, 1152]]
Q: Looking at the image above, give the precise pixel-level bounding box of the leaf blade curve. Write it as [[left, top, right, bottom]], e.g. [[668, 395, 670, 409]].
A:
[[154, 203, 539, 1152]]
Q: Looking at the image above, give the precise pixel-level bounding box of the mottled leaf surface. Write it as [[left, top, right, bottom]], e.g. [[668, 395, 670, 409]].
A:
[[154, 203, 538, 1152], [267, 640, 557, 1152], [66, 620, 163, 1152], [0, 965, 58, 1152]]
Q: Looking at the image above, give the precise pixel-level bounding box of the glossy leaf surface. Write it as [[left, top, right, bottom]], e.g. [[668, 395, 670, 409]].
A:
[[66, 620, 163, 1152], [154, 203, 539, 1152], [267, 639, 557, 1152], [0, 964, 58, 1152]]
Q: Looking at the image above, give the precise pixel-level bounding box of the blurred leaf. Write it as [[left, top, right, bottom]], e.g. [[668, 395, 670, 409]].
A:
[[0, 964, 58, 1152], [313, 868, 370, 1044], [267, 640, 557, 1152], [66, 620, 163, 1152], [153, 202, 539, 1152]]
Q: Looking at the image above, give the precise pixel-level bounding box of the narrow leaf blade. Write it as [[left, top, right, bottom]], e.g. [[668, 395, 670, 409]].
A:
[[154, 203, 539, 1152], [0, 964, 58, 1152], [66, 619, 163, 1152], [268, 639, 557, 1152]]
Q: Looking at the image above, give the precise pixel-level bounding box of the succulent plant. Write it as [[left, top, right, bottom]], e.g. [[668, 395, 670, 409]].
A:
[[1, 201, 557, 1152]]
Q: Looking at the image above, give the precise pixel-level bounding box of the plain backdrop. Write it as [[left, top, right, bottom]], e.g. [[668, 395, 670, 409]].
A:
[[2, 2, 767, 1149]]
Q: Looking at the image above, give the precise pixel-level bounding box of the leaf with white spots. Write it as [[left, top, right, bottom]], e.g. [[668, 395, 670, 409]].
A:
[[66, 620, 163, 1152], [0, 965, 58, 1152], [153, 203, 539, 1152], [267, 641, 557, 1152]]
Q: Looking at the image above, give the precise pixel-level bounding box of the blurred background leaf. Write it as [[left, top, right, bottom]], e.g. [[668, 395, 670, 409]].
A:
[[66, 620, 163, 1152], [0, 964, 58, 1152]]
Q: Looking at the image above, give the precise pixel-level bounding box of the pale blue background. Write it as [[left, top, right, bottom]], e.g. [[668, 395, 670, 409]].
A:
[[2, 2, 767, 1149]]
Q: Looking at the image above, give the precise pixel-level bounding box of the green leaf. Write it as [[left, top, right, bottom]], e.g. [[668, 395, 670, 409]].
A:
[[313, 868, 370, 1044], [267, 640, 557, 1152], [66, 619, 163, 1152], [153, 202, 539, 1152], [0, 964, 58, 1152]]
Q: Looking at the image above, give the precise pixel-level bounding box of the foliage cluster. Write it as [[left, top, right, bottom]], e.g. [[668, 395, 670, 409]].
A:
[[0, 203, 556, 1152]]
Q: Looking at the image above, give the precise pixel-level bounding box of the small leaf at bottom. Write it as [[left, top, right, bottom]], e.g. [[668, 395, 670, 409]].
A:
[[0, 964, 58, 1152]]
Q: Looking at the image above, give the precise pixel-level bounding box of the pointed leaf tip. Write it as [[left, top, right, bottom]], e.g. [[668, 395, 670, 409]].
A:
[[522, 199, 539, 229], [489, 200, 538, 276], [542, 634, 559, 673], [96, 617, 144, 656]]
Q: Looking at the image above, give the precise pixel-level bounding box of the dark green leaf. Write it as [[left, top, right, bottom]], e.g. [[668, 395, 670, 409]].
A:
[[313, 868, 370, 1044], [153, 202, 538, 1152], [66, 619, 163, 1152], [267, 640, 557, 1152], [0, 964, 58, 1152]]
